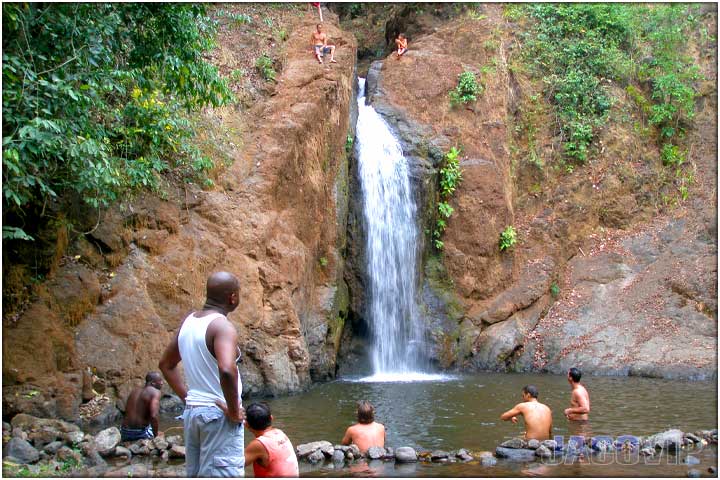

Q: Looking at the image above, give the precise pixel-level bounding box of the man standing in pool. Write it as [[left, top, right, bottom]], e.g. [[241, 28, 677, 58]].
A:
[[564, 367, 590, 421], [341, 400, 385, 454], [500, 385, 553, 440]]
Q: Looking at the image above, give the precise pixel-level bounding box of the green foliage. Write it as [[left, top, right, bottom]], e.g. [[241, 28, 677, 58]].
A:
[[255, 54, 276, 82], [660, 143, 686, 167], [263, 17, 273, 27], [319, 257, 328, 267], [2, 3, 232, 238], [217, 10, 253, 26], [550, 282, 561, 298], [345, 134, 354, 155], [449, 71, 482, 107], [433, 147, 463, 250], [230, 68, 247, 82], [499, 226, 517, 251], [273, 28, 289, 43]]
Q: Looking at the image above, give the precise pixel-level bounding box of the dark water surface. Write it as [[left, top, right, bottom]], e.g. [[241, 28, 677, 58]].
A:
[[159, 373, 718, 477]]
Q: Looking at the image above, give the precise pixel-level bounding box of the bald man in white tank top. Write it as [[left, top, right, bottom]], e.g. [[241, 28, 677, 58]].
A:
[[159, 271, 246, 477]]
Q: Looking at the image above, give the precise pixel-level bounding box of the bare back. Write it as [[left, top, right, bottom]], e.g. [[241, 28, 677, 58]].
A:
[[569, 384, 590, 421], [122, 385, 160, 429], [518, 401, 553, 440], [342, 422, 385, 453]]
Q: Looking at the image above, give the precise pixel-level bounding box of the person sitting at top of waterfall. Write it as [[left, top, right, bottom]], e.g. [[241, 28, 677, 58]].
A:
[[500, 385, 553, 441], [564, 367, 590, 421], [120, 371, 163, 442], [311, 23, 337, 64], [244, 403, 299, 478], [395, 33, 408, 59], [341, 400, 385, 453]]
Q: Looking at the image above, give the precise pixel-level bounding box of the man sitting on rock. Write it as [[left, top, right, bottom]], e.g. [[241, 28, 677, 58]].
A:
[[341, 400, 385, 454], [311, 23, 337, 64], [500, 385, 553, 440], [120, 371, 163, 442], [244, 403, 299, 477]]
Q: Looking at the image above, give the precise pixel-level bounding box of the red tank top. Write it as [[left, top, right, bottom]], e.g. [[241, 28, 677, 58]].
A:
[[253, 428, 299, 478]]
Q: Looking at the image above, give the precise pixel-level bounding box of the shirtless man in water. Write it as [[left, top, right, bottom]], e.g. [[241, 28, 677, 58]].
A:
[[564, 367, 590, 421], [500, 385, 553, 440], [120, 372, 163, 442], [341, 400, 385, 454], [310, 23, 336, 64]]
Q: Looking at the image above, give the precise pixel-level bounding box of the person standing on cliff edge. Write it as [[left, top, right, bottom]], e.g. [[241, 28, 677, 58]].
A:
[[159, 271, 246, 477]]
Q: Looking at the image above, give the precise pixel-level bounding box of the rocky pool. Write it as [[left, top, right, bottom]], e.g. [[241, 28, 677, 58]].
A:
[[155, 372, 717, 477]]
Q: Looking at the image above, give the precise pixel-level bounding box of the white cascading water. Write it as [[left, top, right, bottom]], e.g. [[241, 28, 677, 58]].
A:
[[355, 78, 445, 382]]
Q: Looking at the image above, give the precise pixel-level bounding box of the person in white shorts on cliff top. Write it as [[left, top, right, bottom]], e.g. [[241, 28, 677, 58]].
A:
[[159, 271, 246, 477]]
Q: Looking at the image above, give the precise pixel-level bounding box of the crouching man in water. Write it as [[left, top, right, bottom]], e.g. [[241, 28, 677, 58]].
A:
[[341, 400, 385, 454], [244, 403, 299, 477], [500, 385, 553, 440], [120, 372, 163, 442]]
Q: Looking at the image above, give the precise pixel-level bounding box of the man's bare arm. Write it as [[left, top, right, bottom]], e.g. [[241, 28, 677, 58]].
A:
[[244, 439, 269, 467], [149, 391, 161, 437], [213, 321, 244, 423], [500, 404, 523, 422], [565, 391, 590, 415], [159, 330, 187, 401]]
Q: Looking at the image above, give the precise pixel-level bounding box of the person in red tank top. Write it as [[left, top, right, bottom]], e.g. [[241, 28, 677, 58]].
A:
[[245, 403, 299, 478]]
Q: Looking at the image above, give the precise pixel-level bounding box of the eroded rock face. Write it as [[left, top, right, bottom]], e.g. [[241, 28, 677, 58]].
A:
[[2, 14, 358, 415]]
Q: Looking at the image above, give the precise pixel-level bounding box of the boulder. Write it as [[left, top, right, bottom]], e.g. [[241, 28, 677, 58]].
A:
[[395, 447, 418, 463], [63, 431, 85, 445], [161, 450, 170, 462], [640, 447, 655, 457], [500, 438, 528, 449], [307, 449, 325, 464], [535, 445, 552, 458], [114, 446, 132, 460], [3, 422, 11, 431], [159, 394, 184, 414], [541, 440, 558, 451], [683, 455, 701, 465], [685, 433, 701, 444], [12, 428, 28, 440], [169, 445, 186, 459], [320, 444, 334, 458], [296, 440, 333, 459], [79, 398, 122, 432], [94, 427, 121, 456], [129, 439, 153, 456], [332, 449, 345, 463], [430, 450, 449, 462], [152, 437, 169, 451], [650, 429, 684, 451], [367, 446, 385, 460], [495, 447, 537, 462], [83, 449, 108, 468], [165, 435, 182, 447], [708, 466, 717, 475], [348, 444, 361, 459], [527, 439, 540, 450], [43, 441, 64, 455], [4, 438, 40, 464], [383, 447, 395, 459], [10, 414, 80, 434], [56, 446, 83, 464], [688, 469, 701, 478], [333, 445, 350, 453], [28, 426, 62, 448], [481, 456, 497, 467]]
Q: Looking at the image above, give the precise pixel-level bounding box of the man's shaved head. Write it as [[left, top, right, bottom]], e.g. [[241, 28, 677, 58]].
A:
[[145, 371, 163, 385], [206, 271, 240, 312]]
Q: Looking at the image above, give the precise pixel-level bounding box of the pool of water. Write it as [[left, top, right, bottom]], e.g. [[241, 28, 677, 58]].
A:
[[159, 372, 718, 477]]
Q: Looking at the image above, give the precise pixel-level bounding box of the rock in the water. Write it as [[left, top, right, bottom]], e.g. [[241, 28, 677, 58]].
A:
[[4, 438, 40, 464], [114, 446, 132, 460], [495, 446, 536, 462], [395, 447, 418, 463], [527, 439, 540, 450], [383, 447, 395, 459], [651, 429, 685, 451], [43, 441, 64, 455], [159, 394, 184, 414], [332, 449, 345, 463], [707, 466, 716, 474], [685, 433, 702, 444], [85, 449, 108, 468], [129, 439, 152, 456], [165, 435, 182, 447], [152, 437, 169, 451], [161, 449, 170, 462], [431, 450, 449, 461], [105, 464, 149, 478], [348, 444, 361, 459], [541, 440, 558, 451], [321, 444, 334, 458], [333, 445, 350, 453], [481, 456, 497, 466], [169, 445, 185, 459], [296, 440, 333, 459], [12, 427, 28, 440], [307, 449, 325, 464], [56, 446, 83, 464], [684, 456, 701, 465], [688, 469, 701, 478], [367, 446, 385, 460], [500, 438, 528, 449], [346, 452, 354, 461], [535, 445, 552, 458], [640, 447, 655, 456], [94, 427, 121, 456]]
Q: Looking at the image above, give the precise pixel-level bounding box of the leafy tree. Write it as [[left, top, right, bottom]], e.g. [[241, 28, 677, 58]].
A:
[[2, 3, 232, 239]]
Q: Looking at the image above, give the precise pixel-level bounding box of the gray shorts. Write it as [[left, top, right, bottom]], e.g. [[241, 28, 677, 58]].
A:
[[314, 45, 332, 55], [183, 406, 245, 477]]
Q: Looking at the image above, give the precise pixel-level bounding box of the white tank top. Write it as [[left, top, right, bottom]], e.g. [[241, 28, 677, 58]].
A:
[[178, 312, 242, 406]]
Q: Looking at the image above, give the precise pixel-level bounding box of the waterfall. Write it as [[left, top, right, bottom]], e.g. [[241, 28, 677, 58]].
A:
[[355, 78, 441, 381]]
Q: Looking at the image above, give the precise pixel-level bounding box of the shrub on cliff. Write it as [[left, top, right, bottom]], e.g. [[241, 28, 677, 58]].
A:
[[449, 71, 482, 107], [2, 3, 232, 240]]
